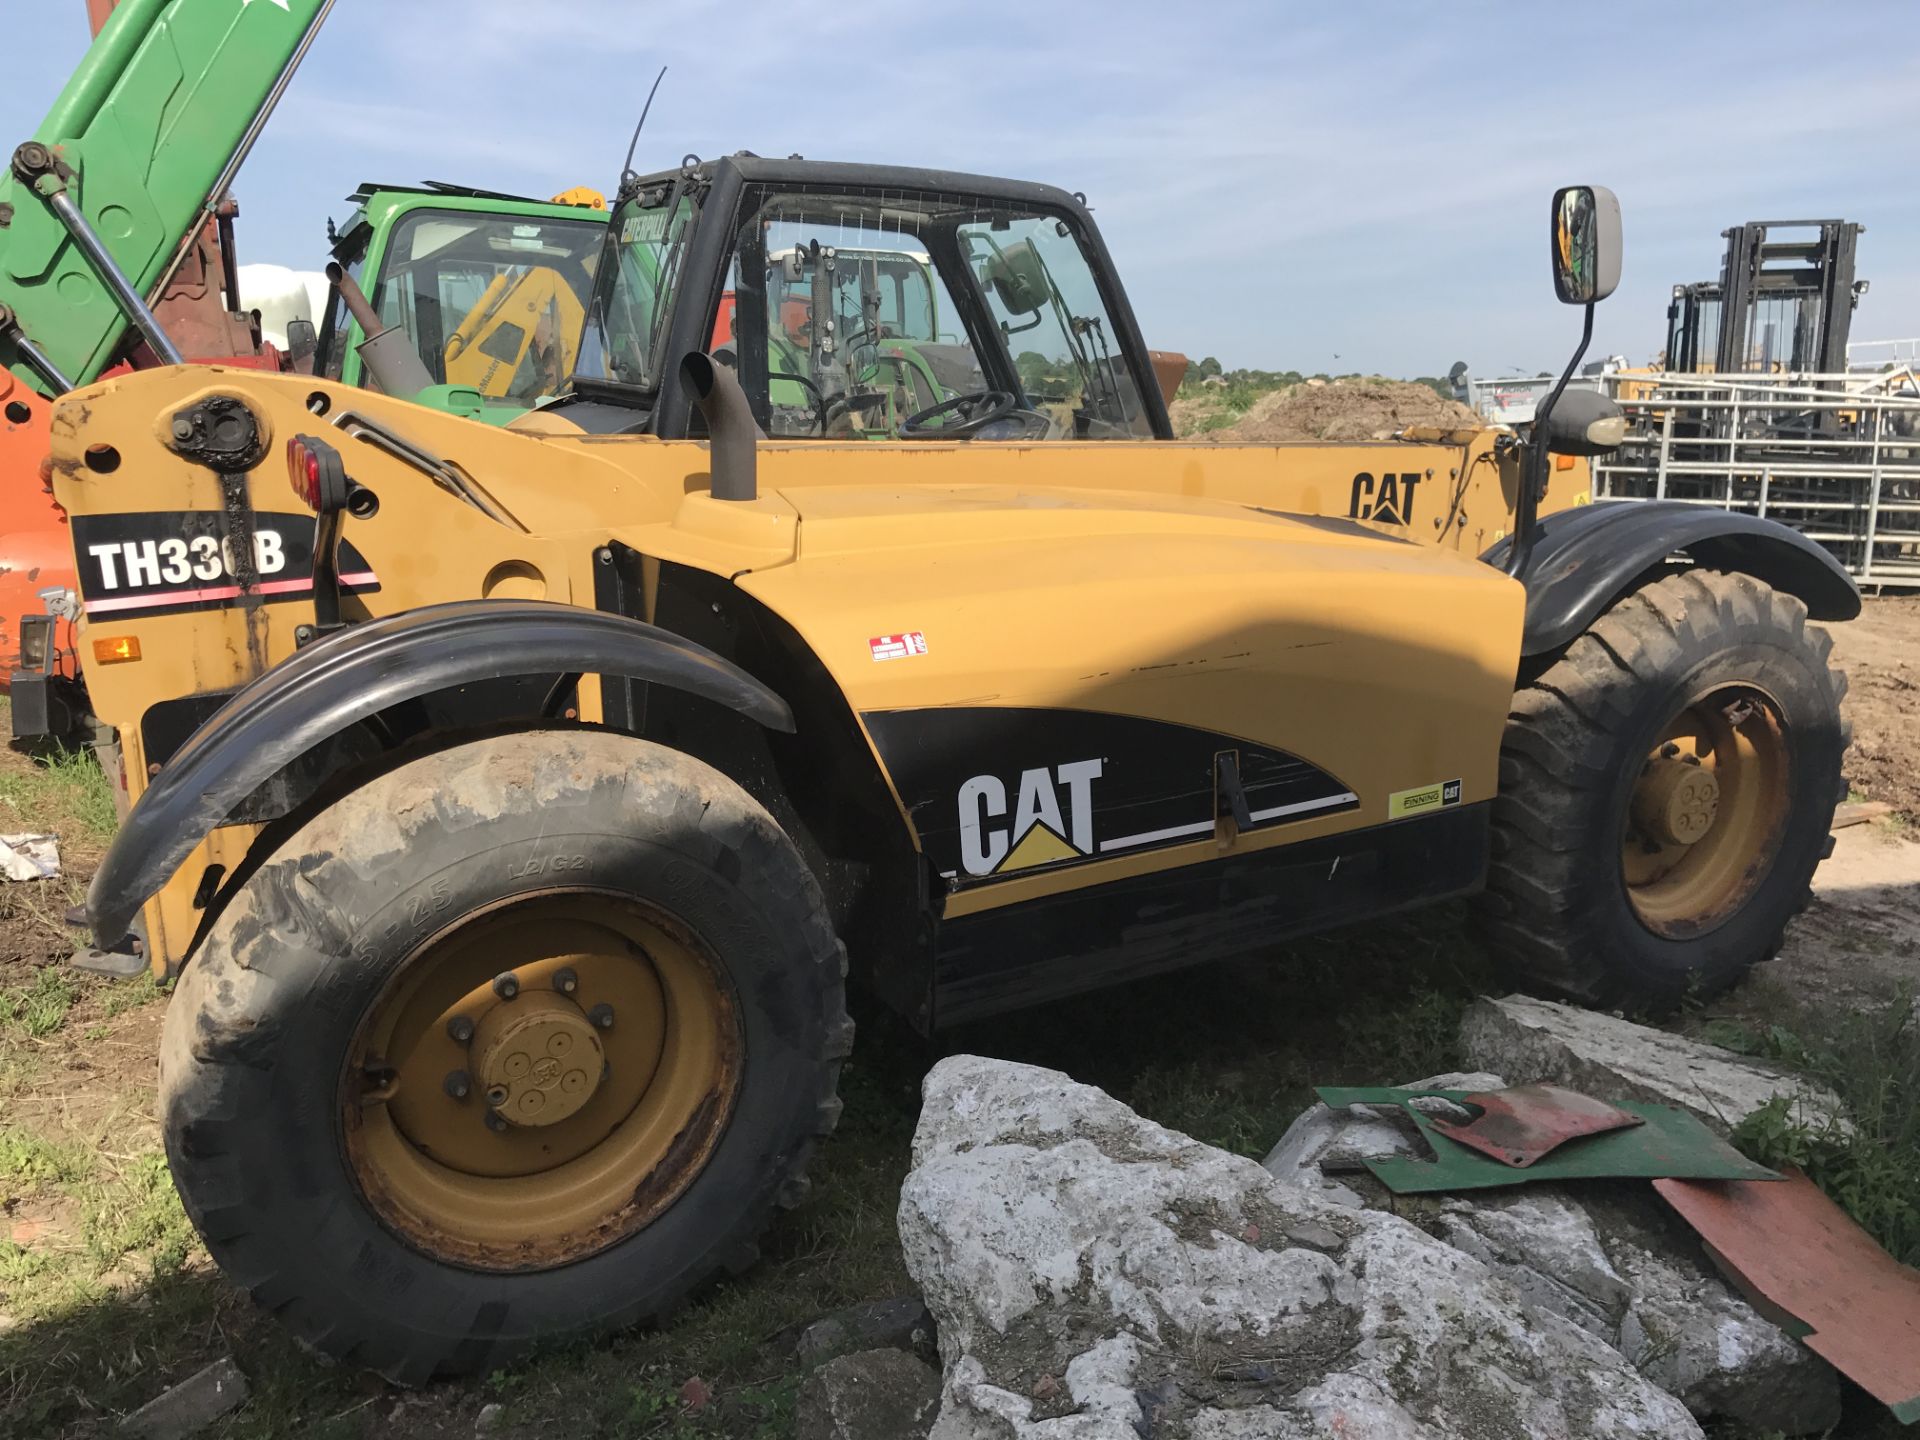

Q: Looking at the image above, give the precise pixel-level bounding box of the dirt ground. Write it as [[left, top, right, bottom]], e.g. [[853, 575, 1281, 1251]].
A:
[[1823, 593, 1920, 822], [1170, 378, 1480, 442], [1736, 594, 1920, 1012]]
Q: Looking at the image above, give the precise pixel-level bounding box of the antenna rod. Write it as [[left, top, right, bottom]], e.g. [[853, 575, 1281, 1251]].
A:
[[622, 67, 669, 181]]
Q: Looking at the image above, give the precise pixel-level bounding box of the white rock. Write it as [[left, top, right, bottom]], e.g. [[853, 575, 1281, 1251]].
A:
[[1459, 995, 1846, 1133], [1606, 1223, 1837, 1434], [901, 1056, 1701, 1440]]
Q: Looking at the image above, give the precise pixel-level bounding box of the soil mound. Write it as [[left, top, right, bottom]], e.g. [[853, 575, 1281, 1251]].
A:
[[1218, 379, 1479, 442]]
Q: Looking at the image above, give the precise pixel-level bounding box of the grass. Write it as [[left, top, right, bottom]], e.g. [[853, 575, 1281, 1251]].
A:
[[0, 966, 77, 1038], [0, 739, 117, 850], [1714, 992, 1920, 1269]]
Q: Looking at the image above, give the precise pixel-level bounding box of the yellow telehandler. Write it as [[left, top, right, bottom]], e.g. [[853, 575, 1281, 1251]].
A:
[[46, 163, 1853, 1380]]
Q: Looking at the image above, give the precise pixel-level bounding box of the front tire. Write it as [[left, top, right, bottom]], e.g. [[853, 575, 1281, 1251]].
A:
[[159, 730, 850, 1383], [1478, 569, 1848, 1009]]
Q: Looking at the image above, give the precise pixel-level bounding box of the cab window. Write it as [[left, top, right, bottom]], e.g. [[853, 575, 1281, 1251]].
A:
[[575, 193, 698, 392]]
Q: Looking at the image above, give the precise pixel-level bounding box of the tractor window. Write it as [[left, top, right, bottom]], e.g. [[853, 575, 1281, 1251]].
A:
[[362, 207, 604, 407], [714, 186, 1151, 442]]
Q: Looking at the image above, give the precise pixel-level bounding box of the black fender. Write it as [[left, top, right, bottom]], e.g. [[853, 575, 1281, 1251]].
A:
[[1487, 501, 1862, 657], [88, 600, 794, 946]]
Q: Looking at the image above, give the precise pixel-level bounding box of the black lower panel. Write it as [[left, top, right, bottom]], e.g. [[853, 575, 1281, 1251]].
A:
[[930, 803, 1490, 1026], [8, 671, 85, 743]]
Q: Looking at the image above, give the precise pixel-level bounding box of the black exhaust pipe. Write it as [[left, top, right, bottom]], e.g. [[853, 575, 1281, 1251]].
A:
[[679, 351, 757, 502]]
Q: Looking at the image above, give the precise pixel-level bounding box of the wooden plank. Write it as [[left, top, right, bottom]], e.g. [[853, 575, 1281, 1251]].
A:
[[1832, 801, 1895, 830], [1656, 1172, 1920, 1423]]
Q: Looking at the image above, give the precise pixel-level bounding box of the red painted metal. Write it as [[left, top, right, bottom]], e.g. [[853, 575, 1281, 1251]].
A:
[[1427, 1084, 1643, 1168], [1656, 1172, 1920, 1423]]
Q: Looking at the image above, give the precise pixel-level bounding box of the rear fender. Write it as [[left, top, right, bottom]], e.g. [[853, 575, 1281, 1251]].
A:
[[1490, 501, 1861, 657], [87, 600, 793, 945]]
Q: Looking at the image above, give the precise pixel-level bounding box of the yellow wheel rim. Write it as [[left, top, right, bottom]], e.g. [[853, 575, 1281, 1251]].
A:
[[1622, 685, 1791, 937], [341, 891, 739, 1271]]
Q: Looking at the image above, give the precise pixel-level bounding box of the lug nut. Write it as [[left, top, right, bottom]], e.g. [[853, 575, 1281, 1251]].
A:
[[553, 966, 579, 995], [446, 1015, 476, 1044], [485, 1085, 509, 1107], [484, 1110, 509, 1134], [493, 971, 520, 1000], [444, 1069, 472, 1100], [587, 1003, 615, 1030]]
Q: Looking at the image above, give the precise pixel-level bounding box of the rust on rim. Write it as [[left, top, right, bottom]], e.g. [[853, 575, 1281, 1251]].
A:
[[341, 890, 739, 1271], [1622, 683, 1791, 937]]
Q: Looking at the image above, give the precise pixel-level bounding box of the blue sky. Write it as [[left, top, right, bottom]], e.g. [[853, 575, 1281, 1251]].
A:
[[6, 0, 1918, 378]]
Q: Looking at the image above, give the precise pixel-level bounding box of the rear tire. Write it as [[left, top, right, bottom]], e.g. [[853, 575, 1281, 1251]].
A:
[[159, 729, 850, 1383], [1477, 569, 1848, 1009]]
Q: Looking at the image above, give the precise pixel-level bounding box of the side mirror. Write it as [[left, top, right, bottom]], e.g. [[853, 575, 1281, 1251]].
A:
[[1550, 185, 1621, 305], [285, 317, 318, 365], [988, 240, 1049, 315]]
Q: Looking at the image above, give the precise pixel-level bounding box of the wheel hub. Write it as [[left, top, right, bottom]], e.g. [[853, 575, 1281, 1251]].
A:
[[471, 991, 604, 1128], [1620, 685, 1791, 937], [344, 893, 739, 1270], [1633, 752, 1721, 847]]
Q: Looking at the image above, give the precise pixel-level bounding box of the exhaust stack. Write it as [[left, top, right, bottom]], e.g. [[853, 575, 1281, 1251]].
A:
[[679, 351, 757, 502], [326, 261, 435, 399]]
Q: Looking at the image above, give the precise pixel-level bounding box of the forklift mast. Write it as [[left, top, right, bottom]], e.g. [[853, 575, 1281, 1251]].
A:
[[1662, 220, 1866, 376], [1709, 220, 1866, 374]]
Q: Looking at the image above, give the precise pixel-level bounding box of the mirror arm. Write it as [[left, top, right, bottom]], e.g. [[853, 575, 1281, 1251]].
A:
[[1502, 300, 1595, 579]]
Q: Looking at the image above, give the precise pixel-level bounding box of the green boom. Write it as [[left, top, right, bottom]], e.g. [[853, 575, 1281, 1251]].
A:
[[0, 0, 330, 393]]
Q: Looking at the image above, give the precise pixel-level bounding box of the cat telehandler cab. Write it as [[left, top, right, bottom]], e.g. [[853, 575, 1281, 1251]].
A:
[[48, 161, 1855, 1380]]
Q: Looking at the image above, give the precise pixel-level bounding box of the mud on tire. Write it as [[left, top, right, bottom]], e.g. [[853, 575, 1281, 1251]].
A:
[[1477, 569, 1848, 1009], [158, 729, 851, 1383]]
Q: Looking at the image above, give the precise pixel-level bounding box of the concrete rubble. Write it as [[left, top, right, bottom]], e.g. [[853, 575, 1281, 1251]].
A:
[[1459, 994, 1847, 1134], [795, 1348, 943, 1440], [117, 1357, 249, 1440], [795, 1296, 938, 1364], [901, 1055, 1710, 1439]]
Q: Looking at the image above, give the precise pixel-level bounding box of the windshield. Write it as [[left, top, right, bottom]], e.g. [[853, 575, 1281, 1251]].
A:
[[575, 191, 696, 391], [362, 207, 604, 407], [714, 186, 1153, 442]]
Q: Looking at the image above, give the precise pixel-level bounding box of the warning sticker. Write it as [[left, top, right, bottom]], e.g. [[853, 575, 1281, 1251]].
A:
[[869, 631, 929, 662], [1388, 778, 1463, 819]]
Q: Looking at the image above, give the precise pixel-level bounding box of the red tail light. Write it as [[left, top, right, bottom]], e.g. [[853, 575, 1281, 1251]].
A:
[[287, 434, 347, 512], [288, 436, 322, 509]]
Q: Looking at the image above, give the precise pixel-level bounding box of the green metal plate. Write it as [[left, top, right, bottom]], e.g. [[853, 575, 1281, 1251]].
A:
[[1315, 1086, 1779, 1194]]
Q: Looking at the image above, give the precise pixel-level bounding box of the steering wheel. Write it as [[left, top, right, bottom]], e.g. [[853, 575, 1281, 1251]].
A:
[[769, 370, 828, 435], [900, 389, 1019, 438]]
